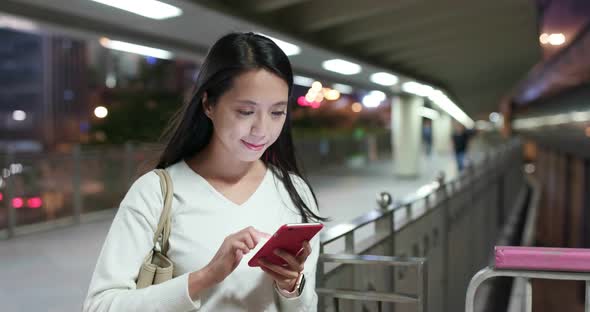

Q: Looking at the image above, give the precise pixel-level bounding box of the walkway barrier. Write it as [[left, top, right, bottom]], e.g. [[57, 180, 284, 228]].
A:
[[317, 138, 527, 312]]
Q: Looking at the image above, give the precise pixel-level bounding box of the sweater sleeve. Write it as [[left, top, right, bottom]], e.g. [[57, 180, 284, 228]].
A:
[[83, 171, 201, 312], [275, 175, 320, 312]]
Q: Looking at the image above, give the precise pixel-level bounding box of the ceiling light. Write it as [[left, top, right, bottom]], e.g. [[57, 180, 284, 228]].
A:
[[90, 0, 182, 20], [370, 72, 399, 86], [293, 75, 314, 87], [362, 90, 386, 108], [332, 83, 353, 94], [262, 34, 301, 56], [322, 59, 362, 75], [12, 110, 26, 121], [402, 81, 434, 97], [428, 90, 474, 128], [419, 107, 439, 120], [100, 37, 173, 59], [548, 33, 566, 46]]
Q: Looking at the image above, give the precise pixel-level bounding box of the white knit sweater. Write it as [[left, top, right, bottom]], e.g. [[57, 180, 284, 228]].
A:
[[83, 160, 320, 311]]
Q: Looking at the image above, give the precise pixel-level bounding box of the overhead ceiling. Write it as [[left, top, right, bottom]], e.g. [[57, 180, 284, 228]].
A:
[[193, 0, 543, 118], [1, 0, 542, 119]]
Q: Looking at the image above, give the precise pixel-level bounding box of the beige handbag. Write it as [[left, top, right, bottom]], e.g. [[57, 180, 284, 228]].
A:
[[136, 169, 175, 289]]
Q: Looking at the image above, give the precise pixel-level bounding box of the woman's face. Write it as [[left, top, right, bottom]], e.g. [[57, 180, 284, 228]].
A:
[[204, 69, 289, 162]]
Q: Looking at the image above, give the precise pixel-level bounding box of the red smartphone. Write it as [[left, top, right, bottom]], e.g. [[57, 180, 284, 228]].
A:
[[248, 223, 324, 267]]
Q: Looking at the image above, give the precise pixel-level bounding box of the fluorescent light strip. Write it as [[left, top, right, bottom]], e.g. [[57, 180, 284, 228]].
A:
[[513, 111, 590, 129], [418, 107, 440, 120], [370, 72, 398, 86], [428, 90, 474, 129], [0, 14, 38, 32], [402, 81, 433, 97], [262, 34, 301, 56], [322, 59, 362, 75], [100, 38, 173, 59], [90, 0, 182, 20]]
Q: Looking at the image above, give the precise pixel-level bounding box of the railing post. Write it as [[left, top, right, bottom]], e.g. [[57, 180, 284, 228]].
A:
[[439, 171, 449, 312], [417, 260, 428, 312], [72, 144, 82, 223], [525, 278, 532, 312], [345, 232, 355, 253], [585, 281, 590, 312]]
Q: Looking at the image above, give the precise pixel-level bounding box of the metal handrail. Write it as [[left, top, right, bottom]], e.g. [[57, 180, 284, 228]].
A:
[[318, 140, 519, 248], [317, 138, 525, 312], [465, 267, 590, 312], [317, 253, 428, 312]]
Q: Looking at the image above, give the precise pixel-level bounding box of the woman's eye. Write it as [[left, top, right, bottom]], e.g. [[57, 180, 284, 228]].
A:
[[272, 111, 286, 116], [238, 110, 254, 116]]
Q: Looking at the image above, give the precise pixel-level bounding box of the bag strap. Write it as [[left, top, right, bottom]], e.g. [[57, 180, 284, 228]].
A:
[[153, 169, 174, 255]]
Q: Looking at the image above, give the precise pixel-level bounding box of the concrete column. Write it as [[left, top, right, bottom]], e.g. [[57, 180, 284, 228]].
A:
[[392, 95, 423, 177], [433, 113, 452, 154]]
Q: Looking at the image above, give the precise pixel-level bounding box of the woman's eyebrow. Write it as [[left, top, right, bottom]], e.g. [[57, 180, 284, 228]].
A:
[[236, 100, 288, 106]]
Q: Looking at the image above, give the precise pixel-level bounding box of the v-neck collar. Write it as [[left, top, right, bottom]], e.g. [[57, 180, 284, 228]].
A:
[[181, 160, 271, 208]]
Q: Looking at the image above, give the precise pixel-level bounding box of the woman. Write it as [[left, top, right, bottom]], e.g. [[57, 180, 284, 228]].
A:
[[84, 32, 326, 312]]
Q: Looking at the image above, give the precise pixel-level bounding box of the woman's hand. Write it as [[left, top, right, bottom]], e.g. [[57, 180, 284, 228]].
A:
[[189, 226, 269, 300], [259, 240, 312, 292], [204, 226, 267, 284]]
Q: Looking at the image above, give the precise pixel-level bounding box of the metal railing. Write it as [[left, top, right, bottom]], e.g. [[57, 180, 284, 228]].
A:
[[463, 173, 590, 312], [317, 138, 527, 312], [317, 254, 427, 312], [466, 267, 590, 312]]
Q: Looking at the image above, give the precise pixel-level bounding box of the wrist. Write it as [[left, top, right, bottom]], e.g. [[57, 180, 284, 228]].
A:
[[188, 267, 216, 301]]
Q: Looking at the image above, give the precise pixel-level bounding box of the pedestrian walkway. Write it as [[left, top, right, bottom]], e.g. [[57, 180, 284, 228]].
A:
[[0, 152, 458, 311]]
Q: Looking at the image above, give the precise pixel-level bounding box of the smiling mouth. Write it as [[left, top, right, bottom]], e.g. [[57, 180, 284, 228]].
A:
[[241, 140, 266, 150]]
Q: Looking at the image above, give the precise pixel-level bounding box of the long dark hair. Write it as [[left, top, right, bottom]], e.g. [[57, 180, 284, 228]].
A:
[[156, 32, 326, 223]]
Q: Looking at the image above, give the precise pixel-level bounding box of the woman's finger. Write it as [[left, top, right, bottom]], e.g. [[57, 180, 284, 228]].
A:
[[259, 259, 299, 279], [296, 241, 312, 263], [274, 249, 304, 272], [259, 265, 292, 284], [232, 241, 250, 254]]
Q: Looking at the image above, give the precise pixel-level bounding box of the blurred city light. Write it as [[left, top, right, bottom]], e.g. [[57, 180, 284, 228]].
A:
[[351, 102, 363, 113], [94, 106, 108, 118], [585, 127, 590, 138], [99, 37, 173, 59], [489, 112, 501, 123], [27, 197, 43, 209], [12, 110, 26, 121], [261, 34, 301, 56], [370, 72, 399, 86], [105, 73, 117, 88], [90, 0, 183, 20], [362, 90, 386, 108], [12, 197, 24, 209], [322, 59, 362, 75], [324, 89, 340, 101]]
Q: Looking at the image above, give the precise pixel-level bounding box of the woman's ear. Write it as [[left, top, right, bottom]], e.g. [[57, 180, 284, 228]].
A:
[[202, 92, 212, 118]]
